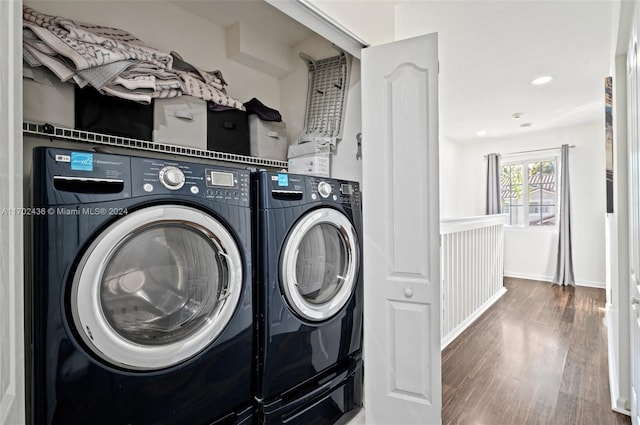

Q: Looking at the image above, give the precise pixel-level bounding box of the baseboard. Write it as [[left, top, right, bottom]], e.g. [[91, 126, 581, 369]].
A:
[[504, 272, 605, 289], [605, 308, 632, 417], [345, 408, 365, 424], [504, 271, 552, 283], [575, 280, 607, 289], [441, 287, 508, 350]]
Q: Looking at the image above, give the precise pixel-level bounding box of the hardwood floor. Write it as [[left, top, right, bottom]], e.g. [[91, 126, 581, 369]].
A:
[[442, 277, 631, 425]]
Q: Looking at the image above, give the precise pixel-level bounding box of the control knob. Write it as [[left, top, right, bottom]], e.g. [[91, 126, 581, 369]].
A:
[[317, 181, 332, 198], [159, 166, 185, 190]]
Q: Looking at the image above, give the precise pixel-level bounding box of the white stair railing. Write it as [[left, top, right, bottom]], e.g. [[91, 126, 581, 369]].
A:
[[440, 214, 508, 349]]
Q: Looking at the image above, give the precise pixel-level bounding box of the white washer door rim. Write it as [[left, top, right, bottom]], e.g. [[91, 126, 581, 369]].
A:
[[70, 205, 243, 371], [281, 208, 359, 322]]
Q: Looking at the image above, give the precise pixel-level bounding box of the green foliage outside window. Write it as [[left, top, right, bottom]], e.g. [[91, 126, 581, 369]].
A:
[[500, 159, 557, 227]]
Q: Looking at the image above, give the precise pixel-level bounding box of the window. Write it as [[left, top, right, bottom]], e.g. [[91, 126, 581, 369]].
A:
[[501, 158, 557, 227]]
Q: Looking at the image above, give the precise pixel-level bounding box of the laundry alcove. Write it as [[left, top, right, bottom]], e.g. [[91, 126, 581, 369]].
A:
[[21, 1, 366, 424], [18, 2, 443, 424]]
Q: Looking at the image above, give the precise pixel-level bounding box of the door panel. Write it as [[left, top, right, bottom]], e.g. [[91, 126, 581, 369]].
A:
[[389, 300, 433, 401], [362, 33, 441, 425]]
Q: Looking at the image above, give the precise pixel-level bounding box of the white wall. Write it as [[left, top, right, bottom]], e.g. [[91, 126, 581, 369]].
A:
[[457, 122, 607, 287], [439, 136, 463, 219], [331, 58, 362, 183], [25, 0, 282, 114], [279, 34, 362, 182]]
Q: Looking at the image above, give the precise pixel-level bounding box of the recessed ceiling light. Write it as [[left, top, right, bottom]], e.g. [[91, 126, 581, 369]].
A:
[[520, 123, 532, 128], [477, 130, 487, 136], [531, 76, 553, 85]]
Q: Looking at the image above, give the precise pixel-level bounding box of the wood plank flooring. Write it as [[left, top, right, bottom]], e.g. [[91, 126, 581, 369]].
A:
[[442, 277, 631, 425]]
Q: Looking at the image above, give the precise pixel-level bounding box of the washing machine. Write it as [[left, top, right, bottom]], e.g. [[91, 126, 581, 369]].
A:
[[27, 147, 255, 425], [253, 171, 363, 424]]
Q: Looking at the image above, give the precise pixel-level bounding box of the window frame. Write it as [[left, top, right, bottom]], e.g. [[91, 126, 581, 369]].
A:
[[500, 155, 560, 230]]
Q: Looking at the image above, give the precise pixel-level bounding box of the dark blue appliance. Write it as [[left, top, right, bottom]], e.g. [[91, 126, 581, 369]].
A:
[[253, 171, 363, 424], [28, 147, 255, 425]]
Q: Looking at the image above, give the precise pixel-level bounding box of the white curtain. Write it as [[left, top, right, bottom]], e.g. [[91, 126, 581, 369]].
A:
[[486, 153, 501, 215], [553, 144, 575, 286]]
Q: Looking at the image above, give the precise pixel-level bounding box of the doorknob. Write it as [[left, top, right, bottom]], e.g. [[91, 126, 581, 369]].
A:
[[632, 297, 640, 305], [404, 287, 414, 298]]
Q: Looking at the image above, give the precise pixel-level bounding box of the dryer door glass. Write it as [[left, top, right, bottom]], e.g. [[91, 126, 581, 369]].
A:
[[71, 206, 244, 370], [295, 223, 348, 304], [100, 223, 225, 345], [281, 208, 359, 321]]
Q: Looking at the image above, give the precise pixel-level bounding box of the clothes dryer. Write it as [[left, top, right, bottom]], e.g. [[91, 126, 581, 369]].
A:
[[254, 171, 363, 424], [28, 147, 255, 425]]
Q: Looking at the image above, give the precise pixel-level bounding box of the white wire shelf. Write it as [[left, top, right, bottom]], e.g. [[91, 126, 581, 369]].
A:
[[23, 122, 289, 169]]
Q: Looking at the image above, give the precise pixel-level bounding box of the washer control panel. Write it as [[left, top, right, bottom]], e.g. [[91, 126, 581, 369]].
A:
[[132, 157, 250, 206]]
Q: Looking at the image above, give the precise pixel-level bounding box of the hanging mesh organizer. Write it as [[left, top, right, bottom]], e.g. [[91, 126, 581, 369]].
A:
[[298, 48, 351, 151]]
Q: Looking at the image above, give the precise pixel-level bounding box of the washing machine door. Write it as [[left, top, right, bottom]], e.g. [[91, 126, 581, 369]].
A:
[[70, 205, 244, 371], [281, 208, 359, 322]]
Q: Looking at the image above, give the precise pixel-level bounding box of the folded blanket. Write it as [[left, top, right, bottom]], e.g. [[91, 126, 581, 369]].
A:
[[22, 6, 245, 110], [179, 73, 244, 110], [23, 6, 172, 71], [171, 51, 226, 92]]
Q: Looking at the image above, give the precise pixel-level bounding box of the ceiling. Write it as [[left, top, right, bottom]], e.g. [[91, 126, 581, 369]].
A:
[[394, 0, 619, 144], [169, 0, 315, 47], [171, 0, 618, 144]]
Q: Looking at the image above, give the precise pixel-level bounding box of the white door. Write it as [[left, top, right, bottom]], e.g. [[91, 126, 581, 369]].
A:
[[361, 33, 441, 425], [629, 20, 640, 425], [0, 1, 25, 424], [632, 280, 640, 425]]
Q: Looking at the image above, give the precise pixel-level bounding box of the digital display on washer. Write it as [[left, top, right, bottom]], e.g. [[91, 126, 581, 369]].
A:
[[340, 184, 353, 195], [208, 170, 234, 187]]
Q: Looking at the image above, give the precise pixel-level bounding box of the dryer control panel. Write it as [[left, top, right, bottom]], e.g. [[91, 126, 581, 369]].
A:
[[259, 171, 360, 209], [132, 157, 250, 207], [308, 177, 361, 207], [307, 177, 360, 205]]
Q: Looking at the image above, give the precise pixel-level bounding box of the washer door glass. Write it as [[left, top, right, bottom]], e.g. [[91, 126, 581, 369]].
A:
[[71, 206, 243, 370], [281, 208, 359, 321]]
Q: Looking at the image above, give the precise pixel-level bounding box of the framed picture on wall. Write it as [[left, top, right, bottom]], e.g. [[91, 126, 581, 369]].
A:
[[605, 76, 613, 214]]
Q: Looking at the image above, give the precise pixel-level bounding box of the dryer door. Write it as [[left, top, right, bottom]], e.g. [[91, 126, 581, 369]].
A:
[[281, 208, 359, 322], [70, 205, 243, 370]]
